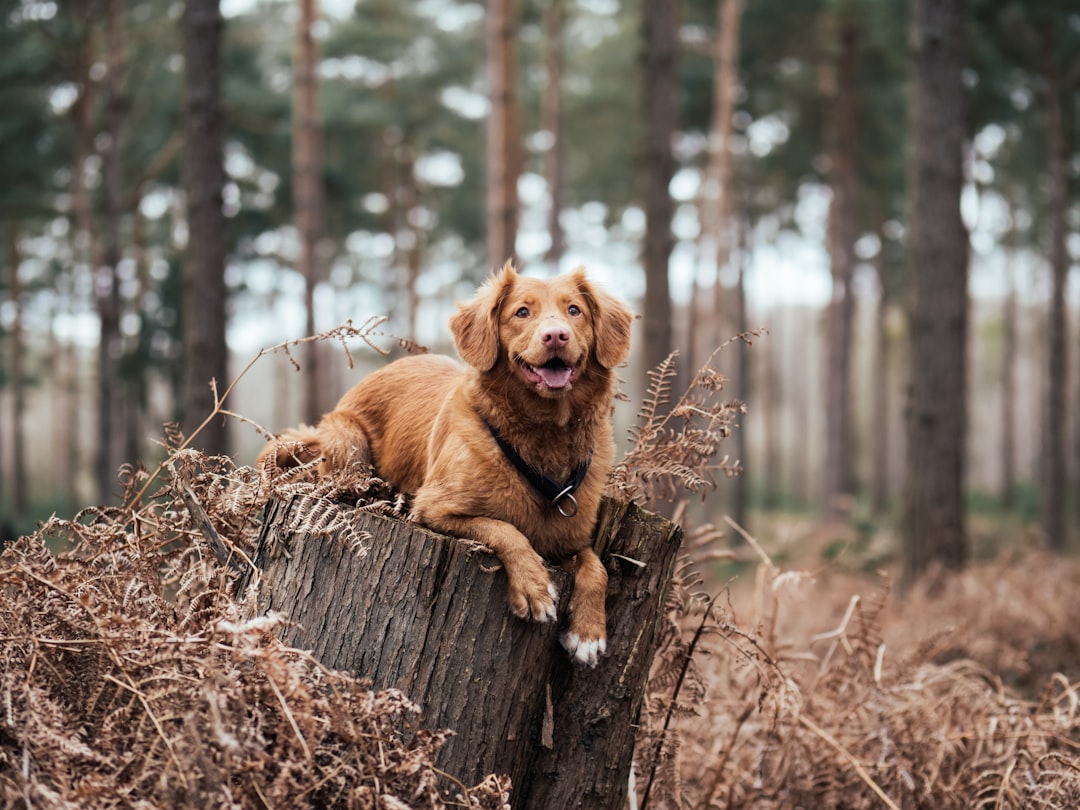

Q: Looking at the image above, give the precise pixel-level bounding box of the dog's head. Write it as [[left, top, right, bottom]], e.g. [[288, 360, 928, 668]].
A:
[[450, 261, 633, 397]]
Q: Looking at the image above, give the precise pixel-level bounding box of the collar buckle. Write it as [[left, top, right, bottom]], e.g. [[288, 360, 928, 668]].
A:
[[484, 419, 590, 519], [554, 488, 579, 518]]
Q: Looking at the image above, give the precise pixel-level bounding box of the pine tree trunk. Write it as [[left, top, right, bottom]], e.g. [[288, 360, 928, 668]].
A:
[[182, 0, 230, 454], [730, 218, 750, 532], [124, 209, 149, 468], [822, 13, 857, 521], [704, 0, 743, 366], [248, 497, 682, 809], [1039, 19, 1067, 550], [542, 0, 565, 271], [901, 0, 969, 584], [870, 224, 892, 516], [97, 0, 126, 504], [68, 2, 96, 511], [641, 0, 677, 394], [293, 0, 323, 423], [762, 335, 781, 510], [486, 0, 521, 267], [7, 229, 26, 520], [1000, 239, 1016, 510], [396, 143, 422, 342]]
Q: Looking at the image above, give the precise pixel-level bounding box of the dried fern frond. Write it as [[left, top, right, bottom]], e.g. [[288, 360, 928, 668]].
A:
[[0, 445, 507, 809], [641, 531, 1080, 810], [609, 332, 763, 506]]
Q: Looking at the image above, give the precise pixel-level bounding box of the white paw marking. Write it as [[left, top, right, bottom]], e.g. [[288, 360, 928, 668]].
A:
[[543, 583, 559, 621], [517, 582, 558, 623], [561, 633, 607, 667], [536, 587, 557, 623]]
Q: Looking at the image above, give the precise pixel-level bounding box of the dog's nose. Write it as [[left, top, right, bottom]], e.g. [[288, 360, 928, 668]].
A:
[[541, 324, 570, 349]]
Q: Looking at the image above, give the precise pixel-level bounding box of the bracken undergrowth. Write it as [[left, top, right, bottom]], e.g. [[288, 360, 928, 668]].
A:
[[4, 325, 1078, 810]]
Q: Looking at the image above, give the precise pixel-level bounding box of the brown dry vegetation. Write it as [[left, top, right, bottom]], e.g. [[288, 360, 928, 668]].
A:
[[0, 449, 510, 809], [2, 335, 1078, 809], [631, 535, 1080, 809], [619, 347, 1080, 809]]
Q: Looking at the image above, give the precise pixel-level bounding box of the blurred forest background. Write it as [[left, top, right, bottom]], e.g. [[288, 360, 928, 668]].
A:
[[0, 0, 1078, 577]]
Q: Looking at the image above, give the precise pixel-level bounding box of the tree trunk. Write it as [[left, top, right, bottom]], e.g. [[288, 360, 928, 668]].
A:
[[870, 233, 892, 516], [822, 13, 858, 521], [486, 0, 521, 268], [97, 0, 126, 504], [542, 0, 565, 271], [68, 2, 95, 512], [248, 497, 682, 810], [396, 143, 422, 342], [1039, 19, 1067, 550], [901, 0, 969, 584], [294, 0, 323, 424], [182, 0, 230, 455], [730, 218, 750, 531], [640, 0, 678, 392], [1000, 229, 1016, 510], [701, 0, 742, 372], [47, 290, 80, 517], [124, 207, 149, 468], [7, 228, 26, 520], [762, 327, 781, 510]]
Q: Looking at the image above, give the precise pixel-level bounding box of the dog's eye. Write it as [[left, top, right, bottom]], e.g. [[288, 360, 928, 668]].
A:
[[568, 304, 582, 317], [514, 306, 530, 318]]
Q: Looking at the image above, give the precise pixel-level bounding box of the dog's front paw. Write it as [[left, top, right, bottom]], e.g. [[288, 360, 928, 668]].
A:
[[508, 571, 558, 623], [561, 631, 607, 667]]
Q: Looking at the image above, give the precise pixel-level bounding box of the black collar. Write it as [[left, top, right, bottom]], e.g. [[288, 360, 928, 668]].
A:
[[484, 420, 591, 518]]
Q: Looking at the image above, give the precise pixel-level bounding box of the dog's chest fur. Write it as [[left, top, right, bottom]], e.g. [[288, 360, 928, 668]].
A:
[[463, 378, 614, 561]]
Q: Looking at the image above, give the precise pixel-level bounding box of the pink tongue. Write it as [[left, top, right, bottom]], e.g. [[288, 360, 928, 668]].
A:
[[537, 365, 573, 389]]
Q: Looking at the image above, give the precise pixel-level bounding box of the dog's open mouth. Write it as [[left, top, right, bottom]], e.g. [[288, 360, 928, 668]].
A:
[[519, 357, 577, 390]]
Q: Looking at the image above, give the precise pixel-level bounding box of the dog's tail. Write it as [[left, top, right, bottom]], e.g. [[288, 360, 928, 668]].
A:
[[256, 425, 322, 470]]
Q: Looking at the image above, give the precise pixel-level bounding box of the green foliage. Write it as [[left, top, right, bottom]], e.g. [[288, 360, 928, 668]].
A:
[[0, 0, 1071, 527], [0, 0, 71, 220]]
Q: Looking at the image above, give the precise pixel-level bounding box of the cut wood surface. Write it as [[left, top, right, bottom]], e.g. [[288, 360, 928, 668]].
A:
[[250, 496, 682, 810]]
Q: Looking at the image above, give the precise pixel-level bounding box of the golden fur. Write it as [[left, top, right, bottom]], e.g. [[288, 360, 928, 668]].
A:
[[258, 262, 634, 666]]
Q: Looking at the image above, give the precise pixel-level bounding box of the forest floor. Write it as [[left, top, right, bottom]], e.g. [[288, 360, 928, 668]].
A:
[[638, 507, 1080, 808], [2, 449, 1077, 808]]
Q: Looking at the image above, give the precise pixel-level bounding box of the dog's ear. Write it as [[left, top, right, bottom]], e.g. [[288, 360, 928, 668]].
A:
[[450, 261, 518, 371], [572, 267, 634, 369]]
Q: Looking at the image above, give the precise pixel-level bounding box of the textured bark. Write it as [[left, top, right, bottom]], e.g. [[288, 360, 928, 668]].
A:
[[822, 14, 858, 521], [249, 497, 682, 809], [901, 0, 969, 584], [641, 0, 678, 392], [703, 0, 743, 365], [485, 0, 521, 267], [294, 0, 323, 423], [542, 0, 565, 270], [66, 9, 96, 513], [397, 144, 422, 342], [7, 229, 26, 519], [1000, 238, 1016, 510], [870, 234, 892, 516], [97, 0, 125, 503], [761, 334, 781, 511], [1039, 19, 1067, 550], [729, 219, 749, 531], [181, 0, 229, 454]]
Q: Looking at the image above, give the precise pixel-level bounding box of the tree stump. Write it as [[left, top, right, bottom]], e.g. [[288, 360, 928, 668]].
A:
[[249, 497, 682, 810]]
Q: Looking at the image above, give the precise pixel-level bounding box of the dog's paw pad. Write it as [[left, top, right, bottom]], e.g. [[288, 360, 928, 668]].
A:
[[561, 633, 607, 667]]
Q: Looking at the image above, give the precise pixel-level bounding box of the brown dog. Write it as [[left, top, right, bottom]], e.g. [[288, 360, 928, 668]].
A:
[[258, 262, 633, 666]]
